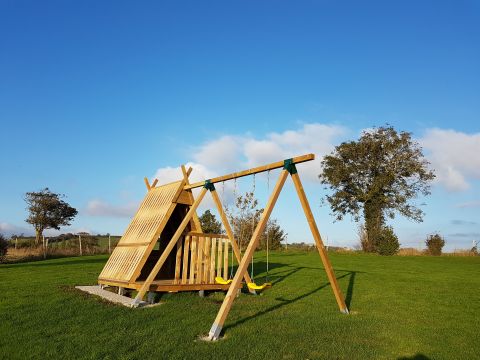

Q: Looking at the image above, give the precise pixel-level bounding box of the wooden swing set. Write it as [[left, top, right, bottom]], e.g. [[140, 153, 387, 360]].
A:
[[97, 153, 348, 340]]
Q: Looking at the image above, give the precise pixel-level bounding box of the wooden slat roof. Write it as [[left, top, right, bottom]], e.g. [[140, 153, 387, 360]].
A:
[[98, 180, 183, 283]]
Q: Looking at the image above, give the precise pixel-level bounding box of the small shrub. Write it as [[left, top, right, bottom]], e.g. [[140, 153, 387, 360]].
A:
[[471, 245, 478, 256], [426, 233, 445, 256], [0, 233, 8, 262], [376, 226, 400, 256]]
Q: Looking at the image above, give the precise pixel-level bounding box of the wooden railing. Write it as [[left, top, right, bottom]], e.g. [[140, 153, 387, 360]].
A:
[[174, 232, 230, 285]]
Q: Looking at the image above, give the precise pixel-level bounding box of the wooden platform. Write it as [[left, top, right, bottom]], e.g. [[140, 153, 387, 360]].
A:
[[97, 278, 236, 292]]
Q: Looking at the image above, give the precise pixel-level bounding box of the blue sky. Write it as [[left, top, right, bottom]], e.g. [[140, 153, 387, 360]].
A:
[[1, 1, 479, 250]]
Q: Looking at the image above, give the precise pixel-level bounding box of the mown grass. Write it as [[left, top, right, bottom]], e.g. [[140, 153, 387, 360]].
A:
[[1, 252, 479, 359]]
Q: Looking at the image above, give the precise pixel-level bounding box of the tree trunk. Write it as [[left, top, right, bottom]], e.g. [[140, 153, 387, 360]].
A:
[[35, 229, 42, 246], [363, 201, 384, 252]]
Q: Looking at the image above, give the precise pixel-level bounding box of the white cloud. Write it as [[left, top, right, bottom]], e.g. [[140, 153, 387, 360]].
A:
[[193, 136, 243, 170], [84, 199, 138, 218], [420, 128, 480, 191], [153, 123, 347, 187], [455, 200, 480, 208], [0, 222, 31, 236]]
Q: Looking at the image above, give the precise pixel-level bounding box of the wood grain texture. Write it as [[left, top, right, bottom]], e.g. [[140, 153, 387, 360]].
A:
[[185, 153, 314, 190], [98, 181, 184, 283]]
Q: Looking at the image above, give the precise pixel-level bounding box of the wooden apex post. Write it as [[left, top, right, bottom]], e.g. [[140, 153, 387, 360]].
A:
[[207, 169, 289, 340], [144, 177, 151, 190]]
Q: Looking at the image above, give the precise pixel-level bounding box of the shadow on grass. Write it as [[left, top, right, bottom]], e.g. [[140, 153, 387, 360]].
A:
[[223, 269, 359, 333], [398, 354, 430, 360], [0, 256, 107, 269]]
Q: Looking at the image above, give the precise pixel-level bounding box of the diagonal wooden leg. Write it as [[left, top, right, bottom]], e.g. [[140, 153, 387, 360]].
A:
[[208, 170, 289, 340], [290, 172, 349, 314], [209, 189, 254, 288], [132, 187, 208, 306], [181, 165, 203, 232]]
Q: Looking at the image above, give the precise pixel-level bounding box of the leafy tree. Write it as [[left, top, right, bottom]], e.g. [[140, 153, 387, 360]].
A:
[[320, 126, 435, 253], [259, 219, 287, 250], [425, 233, 445, 256], [199, 210, 224, 234], [227, 191, 263, 251], [226, 191, 287, 251], [0, 233, 8, 262], [24, 188, 78, 245]]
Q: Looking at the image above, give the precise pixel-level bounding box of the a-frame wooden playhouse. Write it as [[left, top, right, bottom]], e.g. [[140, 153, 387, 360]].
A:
[[98, 154, 348, 340]]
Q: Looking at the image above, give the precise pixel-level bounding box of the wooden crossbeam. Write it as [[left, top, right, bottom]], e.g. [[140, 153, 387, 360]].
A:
[[184, 154, 314, 190], [208, 169, 289, 340]]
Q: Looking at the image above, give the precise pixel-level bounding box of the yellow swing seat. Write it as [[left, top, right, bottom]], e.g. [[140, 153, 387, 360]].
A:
[[215, 276, 233, 285], [247, 282, 272, 291]]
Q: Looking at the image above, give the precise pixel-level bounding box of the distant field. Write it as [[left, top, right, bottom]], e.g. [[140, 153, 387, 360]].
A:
[[1, 251, 479, 359]]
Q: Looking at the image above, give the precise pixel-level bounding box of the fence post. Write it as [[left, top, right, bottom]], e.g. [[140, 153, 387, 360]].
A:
[[79, 235, 83, 256]]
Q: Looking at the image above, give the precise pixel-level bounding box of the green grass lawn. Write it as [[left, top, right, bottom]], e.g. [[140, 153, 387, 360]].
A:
[[1, 251, 479, 359]]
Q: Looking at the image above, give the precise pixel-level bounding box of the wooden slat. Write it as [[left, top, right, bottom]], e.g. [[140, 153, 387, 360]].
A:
[[210, 238, 217, 283], [175, 190, 194, 205], [223, 240, 229, 279], [202, 237, 212, 284], [185, 153, 314, 190], [187, 232, 229, 239], [204, 237, 211, 284], [196, 236, 204, 284], [189, 236, 197, 284], [115, 242, 151, 247], [182, 235, 191, 284], [217, 238, 223, 277], [99, 278, 238, 292], [174, 238, 183, 284]]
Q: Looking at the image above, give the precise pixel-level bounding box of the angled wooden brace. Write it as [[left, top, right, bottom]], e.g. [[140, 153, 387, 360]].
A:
[[208, 169, 289, 340], [290, 169, 348, 314], [132, 187, 208, 306], [181, 165, 203, 233]]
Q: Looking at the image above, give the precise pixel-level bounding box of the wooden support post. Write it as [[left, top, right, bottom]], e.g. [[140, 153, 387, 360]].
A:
[[210, 189, 254, 285], [208, 170, 289, 340], [78, 234, 82, 256], [290, 172, 349, 314], [132, 187, 208, 306], [182, 235, 191, 284], [144, 177, 151, 190], [174, 238, 183, 284]]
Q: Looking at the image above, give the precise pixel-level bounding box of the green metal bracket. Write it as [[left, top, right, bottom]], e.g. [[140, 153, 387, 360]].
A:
[[204, 179, 216, 191], [283, 158, 298, 175]]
